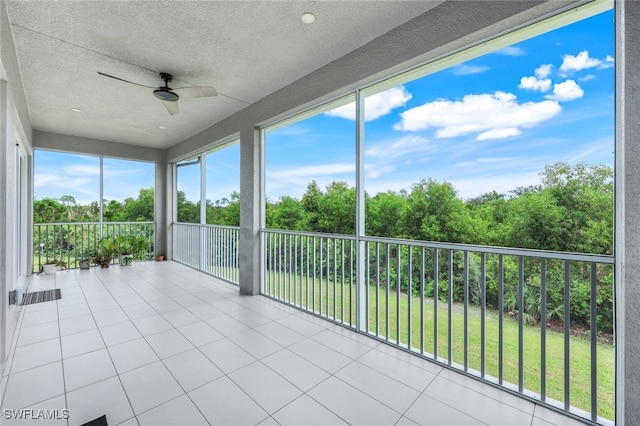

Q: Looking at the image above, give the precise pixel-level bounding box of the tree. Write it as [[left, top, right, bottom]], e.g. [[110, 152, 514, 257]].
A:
[[33, 198, 67, 223], [269, 196, 306, 230], [366, 190, 406, 237], [400, 179, 473, 243], [59, 195, 77, 221]]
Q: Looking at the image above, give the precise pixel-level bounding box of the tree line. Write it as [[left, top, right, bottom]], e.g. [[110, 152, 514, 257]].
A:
[[35, 161, 613, 256], [34, 161, 614, 333]]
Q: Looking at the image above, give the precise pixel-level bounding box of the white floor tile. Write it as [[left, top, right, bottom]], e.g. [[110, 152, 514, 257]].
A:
[[16, 322, 59, 347], [107, 338, 159, 374], [132, 314, 173, 336], [11, 339, 62, 374], [288, 338, 351, 374], [92, 308, 130, 327], [229, 361, 302, 413], [425, 376, 533, 425], [228, 329, 283, 359], [2, 362, 64, 409], [137, 394, 208, 426], [199, 338, 257, 374], [273, 395, 348, 426], [145, 329, 194, 359], [121, 302, 158, 320], [163, 348, 223, 392], [262, 349, 330, 392], [404, 393, 484, 425], [21, 308, 58, 328], [99, 321, 142, 346], [176, 321, 224, 347], [188, 376, 268, 425], [335, 361, 421, 414], [308, 376, 401, 426], [119, 361, 184, 414], [66, 376, 134, 426], [63, 349, 117, 391], [61, 329, 105, 359], [205, 314, 250, 336], [161, 308, 200, 327], [59, 313, 97, 336]]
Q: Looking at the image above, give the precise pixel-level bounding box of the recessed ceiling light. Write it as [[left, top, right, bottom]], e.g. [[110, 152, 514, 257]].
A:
[[159, 126, 166, 130], [300, 12, 315, 24], [71, 108, 82, 113]]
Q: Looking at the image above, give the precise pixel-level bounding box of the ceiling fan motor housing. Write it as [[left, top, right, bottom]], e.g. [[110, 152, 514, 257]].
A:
[[154, 88, 179, 102]]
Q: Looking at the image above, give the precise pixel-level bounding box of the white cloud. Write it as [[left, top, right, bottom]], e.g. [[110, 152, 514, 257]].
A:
[[365, 135, 432, 159], [559, 50, 603, 73], [578, 74, 596, 82], [535, 64, 553, 79], [518, 76, 552, 92], [366, 164, 396, 179], [453, 65, 489, 75], [325, 86, 411, 121], [455, 157, 520, 167], [598, 55, 615, 69], [545, 80, 584, 102], [477, 128, 521, 140], [394, 91, 562, 141], [495, 46, 525, 56], [267, 163, 354, 181]]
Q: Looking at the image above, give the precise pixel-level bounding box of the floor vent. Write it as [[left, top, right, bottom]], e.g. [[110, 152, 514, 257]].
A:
[[20, 289, 61, 305]]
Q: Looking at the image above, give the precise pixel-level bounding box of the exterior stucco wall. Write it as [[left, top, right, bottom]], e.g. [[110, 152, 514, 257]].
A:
[[617, 0, 640, 423]]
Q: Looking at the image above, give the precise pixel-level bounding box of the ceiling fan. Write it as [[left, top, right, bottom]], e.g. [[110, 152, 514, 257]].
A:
[[97, 71, 217, 116]]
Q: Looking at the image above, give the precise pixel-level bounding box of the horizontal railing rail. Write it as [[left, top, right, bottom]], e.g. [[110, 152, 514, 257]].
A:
[[261, 228, 615, 425], [33, 221, 155, 271], [172, 222, 240, 285]]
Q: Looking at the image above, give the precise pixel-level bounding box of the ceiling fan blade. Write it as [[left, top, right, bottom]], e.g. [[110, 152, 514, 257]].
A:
[[97, 72, 155, 90], [163, 101, 179, 116], [173, 86, 218, 98]]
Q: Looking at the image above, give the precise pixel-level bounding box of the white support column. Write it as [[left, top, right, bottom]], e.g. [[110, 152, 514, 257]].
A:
[[616, 0, 640, 423], [154, 153, 169, 259], [199, 154, 207, 270], [239, 126, 262, 295], [355, 89, 366, 331]]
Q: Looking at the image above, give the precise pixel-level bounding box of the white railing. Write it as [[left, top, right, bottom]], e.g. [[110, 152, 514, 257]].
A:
[[261, 229, 615, 425], [172, 223, 239, 284], [33, 222, 155, 271]]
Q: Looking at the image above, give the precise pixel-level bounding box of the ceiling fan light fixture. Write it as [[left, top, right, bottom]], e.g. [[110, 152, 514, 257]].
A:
[[153, 89, 179, 102], [300, 12, 316, 24]]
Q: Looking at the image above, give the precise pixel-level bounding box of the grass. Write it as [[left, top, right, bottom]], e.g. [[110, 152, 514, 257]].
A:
[[264, 270, 614, 421]]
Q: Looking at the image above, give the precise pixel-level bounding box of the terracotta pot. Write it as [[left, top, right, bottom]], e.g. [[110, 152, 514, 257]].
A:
[[156, 255, 164, 262]]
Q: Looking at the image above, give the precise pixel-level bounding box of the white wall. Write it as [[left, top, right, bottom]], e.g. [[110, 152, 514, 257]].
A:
[[0, 0, 33, 374]]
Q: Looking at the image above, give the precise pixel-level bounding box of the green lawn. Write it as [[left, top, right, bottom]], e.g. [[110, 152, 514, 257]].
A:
[[264, 271, 614, 420]]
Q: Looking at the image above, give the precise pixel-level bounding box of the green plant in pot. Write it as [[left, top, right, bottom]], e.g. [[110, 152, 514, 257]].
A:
[[91, 237, 118, 268], [78, 253, 91, 269], [115, 235, 150, 266], [40, 259, 67, 275]]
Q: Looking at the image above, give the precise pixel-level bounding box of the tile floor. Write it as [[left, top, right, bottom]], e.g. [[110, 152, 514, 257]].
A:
[[0, 261, 587, 426]]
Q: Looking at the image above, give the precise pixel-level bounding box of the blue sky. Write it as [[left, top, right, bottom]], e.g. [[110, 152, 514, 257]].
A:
[[265, 9, 614, 200], [34, 151, 155, 204], [35, 9, 613, 206]]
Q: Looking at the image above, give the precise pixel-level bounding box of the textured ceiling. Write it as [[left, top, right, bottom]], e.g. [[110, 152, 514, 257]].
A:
[[5, 1, 441, 149]]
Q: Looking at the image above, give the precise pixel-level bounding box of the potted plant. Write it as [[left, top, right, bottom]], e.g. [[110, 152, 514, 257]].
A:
[[116, 235, 149, 266], [40, 259, 67, 275], [115, 236, 133, 265], [78, 254, 91, 269], [91, 237, 118, 268]]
